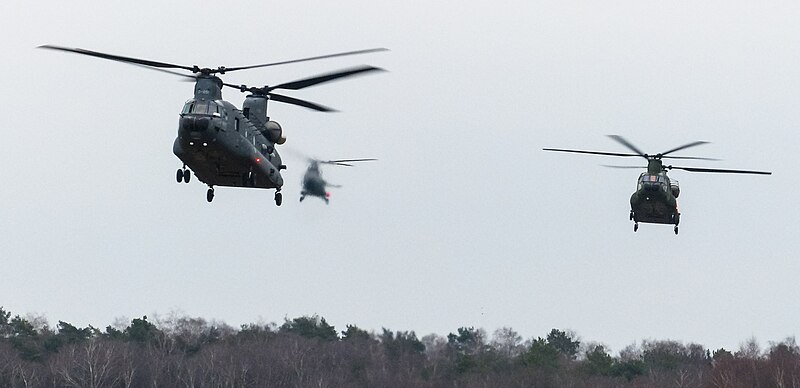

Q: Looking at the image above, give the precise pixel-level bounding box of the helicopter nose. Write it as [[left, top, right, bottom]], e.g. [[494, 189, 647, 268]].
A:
[[180, 116, 210, 132], [642, 183, 660, 192]]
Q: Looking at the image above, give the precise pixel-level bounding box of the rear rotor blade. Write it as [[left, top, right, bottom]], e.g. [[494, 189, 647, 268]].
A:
[[269, 66, 385, 91], [223, 48, 389, 72], [660, 141, 709, 157], [320, 158, 378, 167], [39, 45, 195, 71], [607, 135, 647, 158], [668, 166, 772, 175], [269, 93, 336, 112], [543, 148, 641, 158], [326, 158, 378, 163]]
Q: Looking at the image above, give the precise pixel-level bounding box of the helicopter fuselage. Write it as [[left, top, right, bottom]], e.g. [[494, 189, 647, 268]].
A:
[[300, 164, 330, 203], [629, 172, 680, 226], [173, 98, 284, 190]]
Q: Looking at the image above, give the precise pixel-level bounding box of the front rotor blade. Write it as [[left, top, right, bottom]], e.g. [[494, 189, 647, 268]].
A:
[[269, 66, 385, 91], [601, 165, 646, 169], [133, 64, 198, 81], [660, 141, 709, 157], [39, 45, 195, 71], [543, 148, 642, 158], [224, 48, 389, 72], [320, 161, 353, 166], [607, 135, 647, 158], [222, 82, 246, 91], [668, 166, 772, 175], [269, 93, 336, 112]]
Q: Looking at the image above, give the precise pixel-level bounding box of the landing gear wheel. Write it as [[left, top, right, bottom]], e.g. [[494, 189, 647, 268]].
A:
[[183, 169, 191, 183], [206, 188, 215, 203], [274, 192, 283, 206], [633, 223, 639, 232], [176, 169, 184, 183], [299, 196, 305, 202], [674, 226, 679, 235]]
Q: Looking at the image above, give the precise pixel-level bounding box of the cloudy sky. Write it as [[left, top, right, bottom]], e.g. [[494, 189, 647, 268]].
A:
[[2, 0, 798, 353]]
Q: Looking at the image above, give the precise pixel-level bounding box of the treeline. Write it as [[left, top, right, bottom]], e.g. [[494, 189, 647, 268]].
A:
[[1, 307, 798, 387]]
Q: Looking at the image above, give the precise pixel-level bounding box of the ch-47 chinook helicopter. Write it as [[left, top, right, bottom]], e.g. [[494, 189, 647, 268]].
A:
[[543, 135, 771, 234], [300, 158, 376, 204], [39, 45, 386, 205]]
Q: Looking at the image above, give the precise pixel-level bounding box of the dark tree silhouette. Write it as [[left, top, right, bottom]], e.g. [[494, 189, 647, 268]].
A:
[[0, 306, 797, 387]]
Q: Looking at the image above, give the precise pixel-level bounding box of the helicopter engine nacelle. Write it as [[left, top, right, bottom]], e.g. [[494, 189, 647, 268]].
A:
[[263, 121, 286, 145]]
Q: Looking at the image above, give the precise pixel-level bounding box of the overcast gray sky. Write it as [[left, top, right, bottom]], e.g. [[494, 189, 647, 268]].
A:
[[1, 0, 797, 353]]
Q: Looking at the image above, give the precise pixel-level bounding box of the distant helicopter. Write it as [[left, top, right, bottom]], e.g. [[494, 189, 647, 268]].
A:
[[543, 135, 771, 234], [300, 159, 376, 204], [40, 45, 386, 205]]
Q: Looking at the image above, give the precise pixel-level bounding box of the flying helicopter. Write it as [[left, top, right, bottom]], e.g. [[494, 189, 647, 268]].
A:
[[39, 45, 386, 205], [300, 158, 377, 204], [543, 135, 771, 234]]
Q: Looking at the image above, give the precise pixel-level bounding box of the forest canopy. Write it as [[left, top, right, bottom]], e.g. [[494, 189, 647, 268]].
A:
[[0, 306, 797, 387]]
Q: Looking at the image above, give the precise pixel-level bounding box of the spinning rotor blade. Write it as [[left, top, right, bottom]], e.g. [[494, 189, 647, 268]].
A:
[[269, 93, 335, 112], [660, 141, 709, 157], [601, 165, 646, 169], [659, 155, 720, 161], [269, 66, 385, 91], [607, 136, 717, 160], [132, 64, 198, 81], [223, 48, 388, 72], [319, 158, 378, 167], [607, 135, 647, 158], [220, 82, 335, 111], [39, 45, 195, 71], [667, 166, 772, 175], [542, 148, 641, 158], [326, 158, 378, 163], [42, 45, 387, 77], [223, 66, 384, 111]]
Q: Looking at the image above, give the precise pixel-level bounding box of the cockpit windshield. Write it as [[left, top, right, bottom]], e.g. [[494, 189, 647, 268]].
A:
[[638, 174, 668, 192], [182, 100, 223, 117], [641, 174, 666, 183]]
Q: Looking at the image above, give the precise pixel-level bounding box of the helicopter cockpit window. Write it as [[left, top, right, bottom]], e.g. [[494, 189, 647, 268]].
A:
[[213, 102, 225, 118], [641, 175, 657, 183], [191, 101, 212, 114], [181, 100, 195, 114], [639, 174, 668, 191]]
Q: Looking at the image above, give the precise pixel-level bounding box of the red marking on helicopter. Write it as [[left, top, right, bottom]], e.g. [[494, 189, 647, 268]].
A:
[[326, 192, 331, 198]]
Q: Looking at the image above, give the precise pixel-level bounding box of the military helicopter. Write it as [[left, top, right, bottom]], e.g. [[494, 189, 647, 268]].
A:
[[543, 135, 771, 234], [39, 45, 386, 205], [300, 158, 376, 204]]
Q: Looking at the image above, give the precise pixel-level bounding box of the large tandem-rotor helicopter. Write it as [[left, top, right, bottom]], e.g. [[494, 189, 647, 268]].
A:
[[300, 158, 377, 204], [40, 45, 386, 205], [543, 135, 771, 234]]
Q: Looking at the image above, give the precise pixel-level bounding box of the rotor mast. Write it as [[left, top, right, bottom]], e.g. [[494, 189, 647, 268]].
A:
[[194, 76, 223, 101], [648, 159, 664, 175]]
